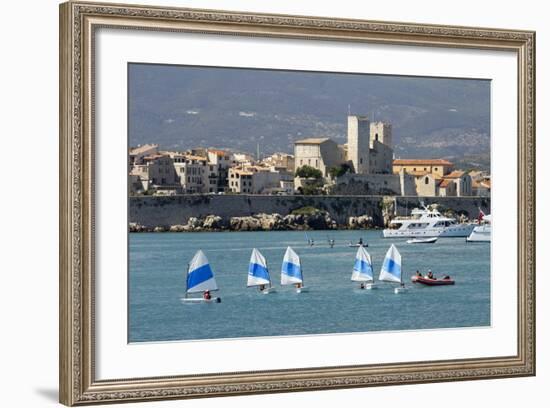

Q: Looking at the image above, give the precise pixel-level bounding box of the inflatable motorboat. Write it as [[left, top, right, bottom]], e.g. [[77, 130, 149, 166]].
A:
[[411, 276, 455, 286]]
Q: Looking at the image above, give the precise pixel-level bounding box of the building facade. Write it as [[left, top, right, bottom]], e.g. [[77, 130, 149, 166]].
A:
[[294, 138, 344, 177], [393, 159, 454, 178], [293, 114, 394, 178]]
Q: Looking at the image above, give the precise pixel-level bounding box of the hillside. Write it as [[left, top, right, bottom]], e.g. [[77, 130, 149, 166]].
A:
[[129, 64, 491, 169]]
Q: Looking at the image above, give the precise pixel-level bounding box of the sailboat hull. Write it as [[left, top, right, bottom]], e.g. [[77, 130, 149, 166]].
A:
[[394, 287, 407, 294], [181, 297, 221, 304], [296, 287, 308, 293]]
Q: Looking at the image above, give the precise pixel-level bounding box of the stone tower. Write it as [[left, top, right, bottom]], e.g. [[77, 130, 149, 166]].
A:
[[370, 121, 393, 148], [347, 115, 370, 174]]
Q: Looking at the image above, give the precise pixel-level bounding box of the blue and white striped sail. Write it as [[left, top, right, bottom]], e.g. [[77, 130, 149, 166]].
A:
[[351, 246, 374, 282], [186, 250, 218, 293], [281, 246, 303, 285], [379, 244, 402, 283], [247, 248, 271, 287]]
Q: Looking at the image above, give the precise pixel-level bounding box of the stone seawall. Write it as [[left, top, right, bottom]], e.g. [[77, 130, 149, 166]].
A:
[[130, 195, 384, 227], [129, 195, 491, 229]]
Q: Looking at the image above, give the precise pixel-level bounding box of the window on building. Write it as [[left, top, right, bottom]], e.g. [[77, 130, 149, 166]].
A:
[[435, 167, 438, 171], [375, 133, 379, 141], [424, 167, 427, 171], [425, 177, 429, 185], [413, 168, 417, 171], [360, 158, 363, 164]]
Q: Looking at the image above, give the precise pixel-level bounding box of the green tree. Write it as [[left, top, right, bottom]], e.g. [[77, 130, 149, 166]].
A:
[[328, 163, 352, 179], [301, 184, 324, 195], [295, 165, 323, 179]]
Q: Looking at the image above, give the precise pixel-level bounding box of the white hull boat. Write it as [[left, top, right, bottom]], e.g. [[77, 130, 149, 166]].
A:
[[383, 206, 475, 238], [181, 297, 221, 304], [261, 287, 277, 294], [466, 225, 491, 242], [466, 214, 491, 242], [407, 237, 438, 244]]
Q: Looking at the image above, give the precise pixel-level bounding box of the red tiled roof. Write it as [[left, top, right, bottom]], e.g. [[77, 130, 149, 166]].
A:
[[439, 179, 453, 188], [442, 170, 465, 179], [393, 159, 453, 166], [208, 149, 228, 156]]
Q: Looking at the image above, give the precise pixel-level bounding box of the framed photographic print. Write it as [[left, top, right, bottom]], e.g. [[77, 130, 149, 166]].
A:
[[59, 1, 536, 405]]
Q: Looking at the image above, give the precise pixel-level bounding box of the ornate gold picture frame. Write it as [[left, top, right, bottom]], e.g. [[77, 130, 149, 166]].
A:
[[59, 1, 535, 405]]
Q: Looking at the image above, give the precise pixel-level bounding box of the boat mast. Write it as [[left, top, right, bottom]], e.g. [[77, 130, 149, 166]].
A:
[[184, 263, 190, 298]]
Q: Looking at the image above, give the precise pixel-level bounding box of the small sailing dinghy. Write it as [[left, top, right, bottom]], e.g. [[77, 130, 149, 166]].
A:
[[182, 250, 221, 303], [379, 244, 407, 294], [351, 245, 377, 289], [348, 239, 368, 248], [247, 248, 276, 294], [281, 246, 307, 293]]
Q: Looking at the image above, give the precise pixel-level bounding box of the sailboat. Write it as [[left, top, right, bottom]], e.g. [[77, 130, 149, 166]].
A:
[[305, 232, 314, 246], [247, 248, 275, 294], [351, 245, 377, 289], [181, 250, 221, 303], [379, 244, 407, 294], [281, 246, 307, 293]]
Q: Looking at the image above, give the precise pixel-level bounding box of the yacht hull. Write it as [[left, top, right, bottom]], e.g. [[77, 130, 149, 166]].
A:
[[383, 223, 475, 238], [466, 225, 491, 242]]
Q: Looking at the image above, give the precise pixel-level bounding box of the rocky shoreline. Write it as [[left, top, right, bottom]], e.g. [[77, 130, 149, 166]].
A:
[[129, 211, 375, 233]]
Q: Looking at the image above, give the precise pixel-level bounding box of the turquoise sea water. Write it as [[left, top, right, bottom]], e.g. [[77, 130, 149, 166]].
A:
[[129, 230, 490, 342]]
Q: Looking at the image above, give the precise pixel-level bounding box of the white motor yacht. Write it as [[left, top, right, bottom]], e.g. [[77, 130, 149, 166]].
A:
[[383, 206, 476, 238], [466, 214, 491, 242]]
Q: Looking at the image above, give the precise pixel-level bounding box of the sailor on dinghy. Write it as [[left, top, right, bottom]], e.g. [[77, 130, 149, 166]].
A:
[[351, 245, 376, 289], [281, 246, 307, 293], [379, 244, 407, 294], [182, 250, 221, 303], [247, 248, 275, 294]]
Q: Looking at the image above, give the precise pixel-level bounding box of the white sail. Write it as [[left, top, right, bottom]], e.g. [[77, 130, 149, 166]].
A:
[[351, 246, 374, 282], [379, 244, 402, 284], [186, 250, 218, 293], [281, 246, 303, 285], [247, 248, 271, 287]]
